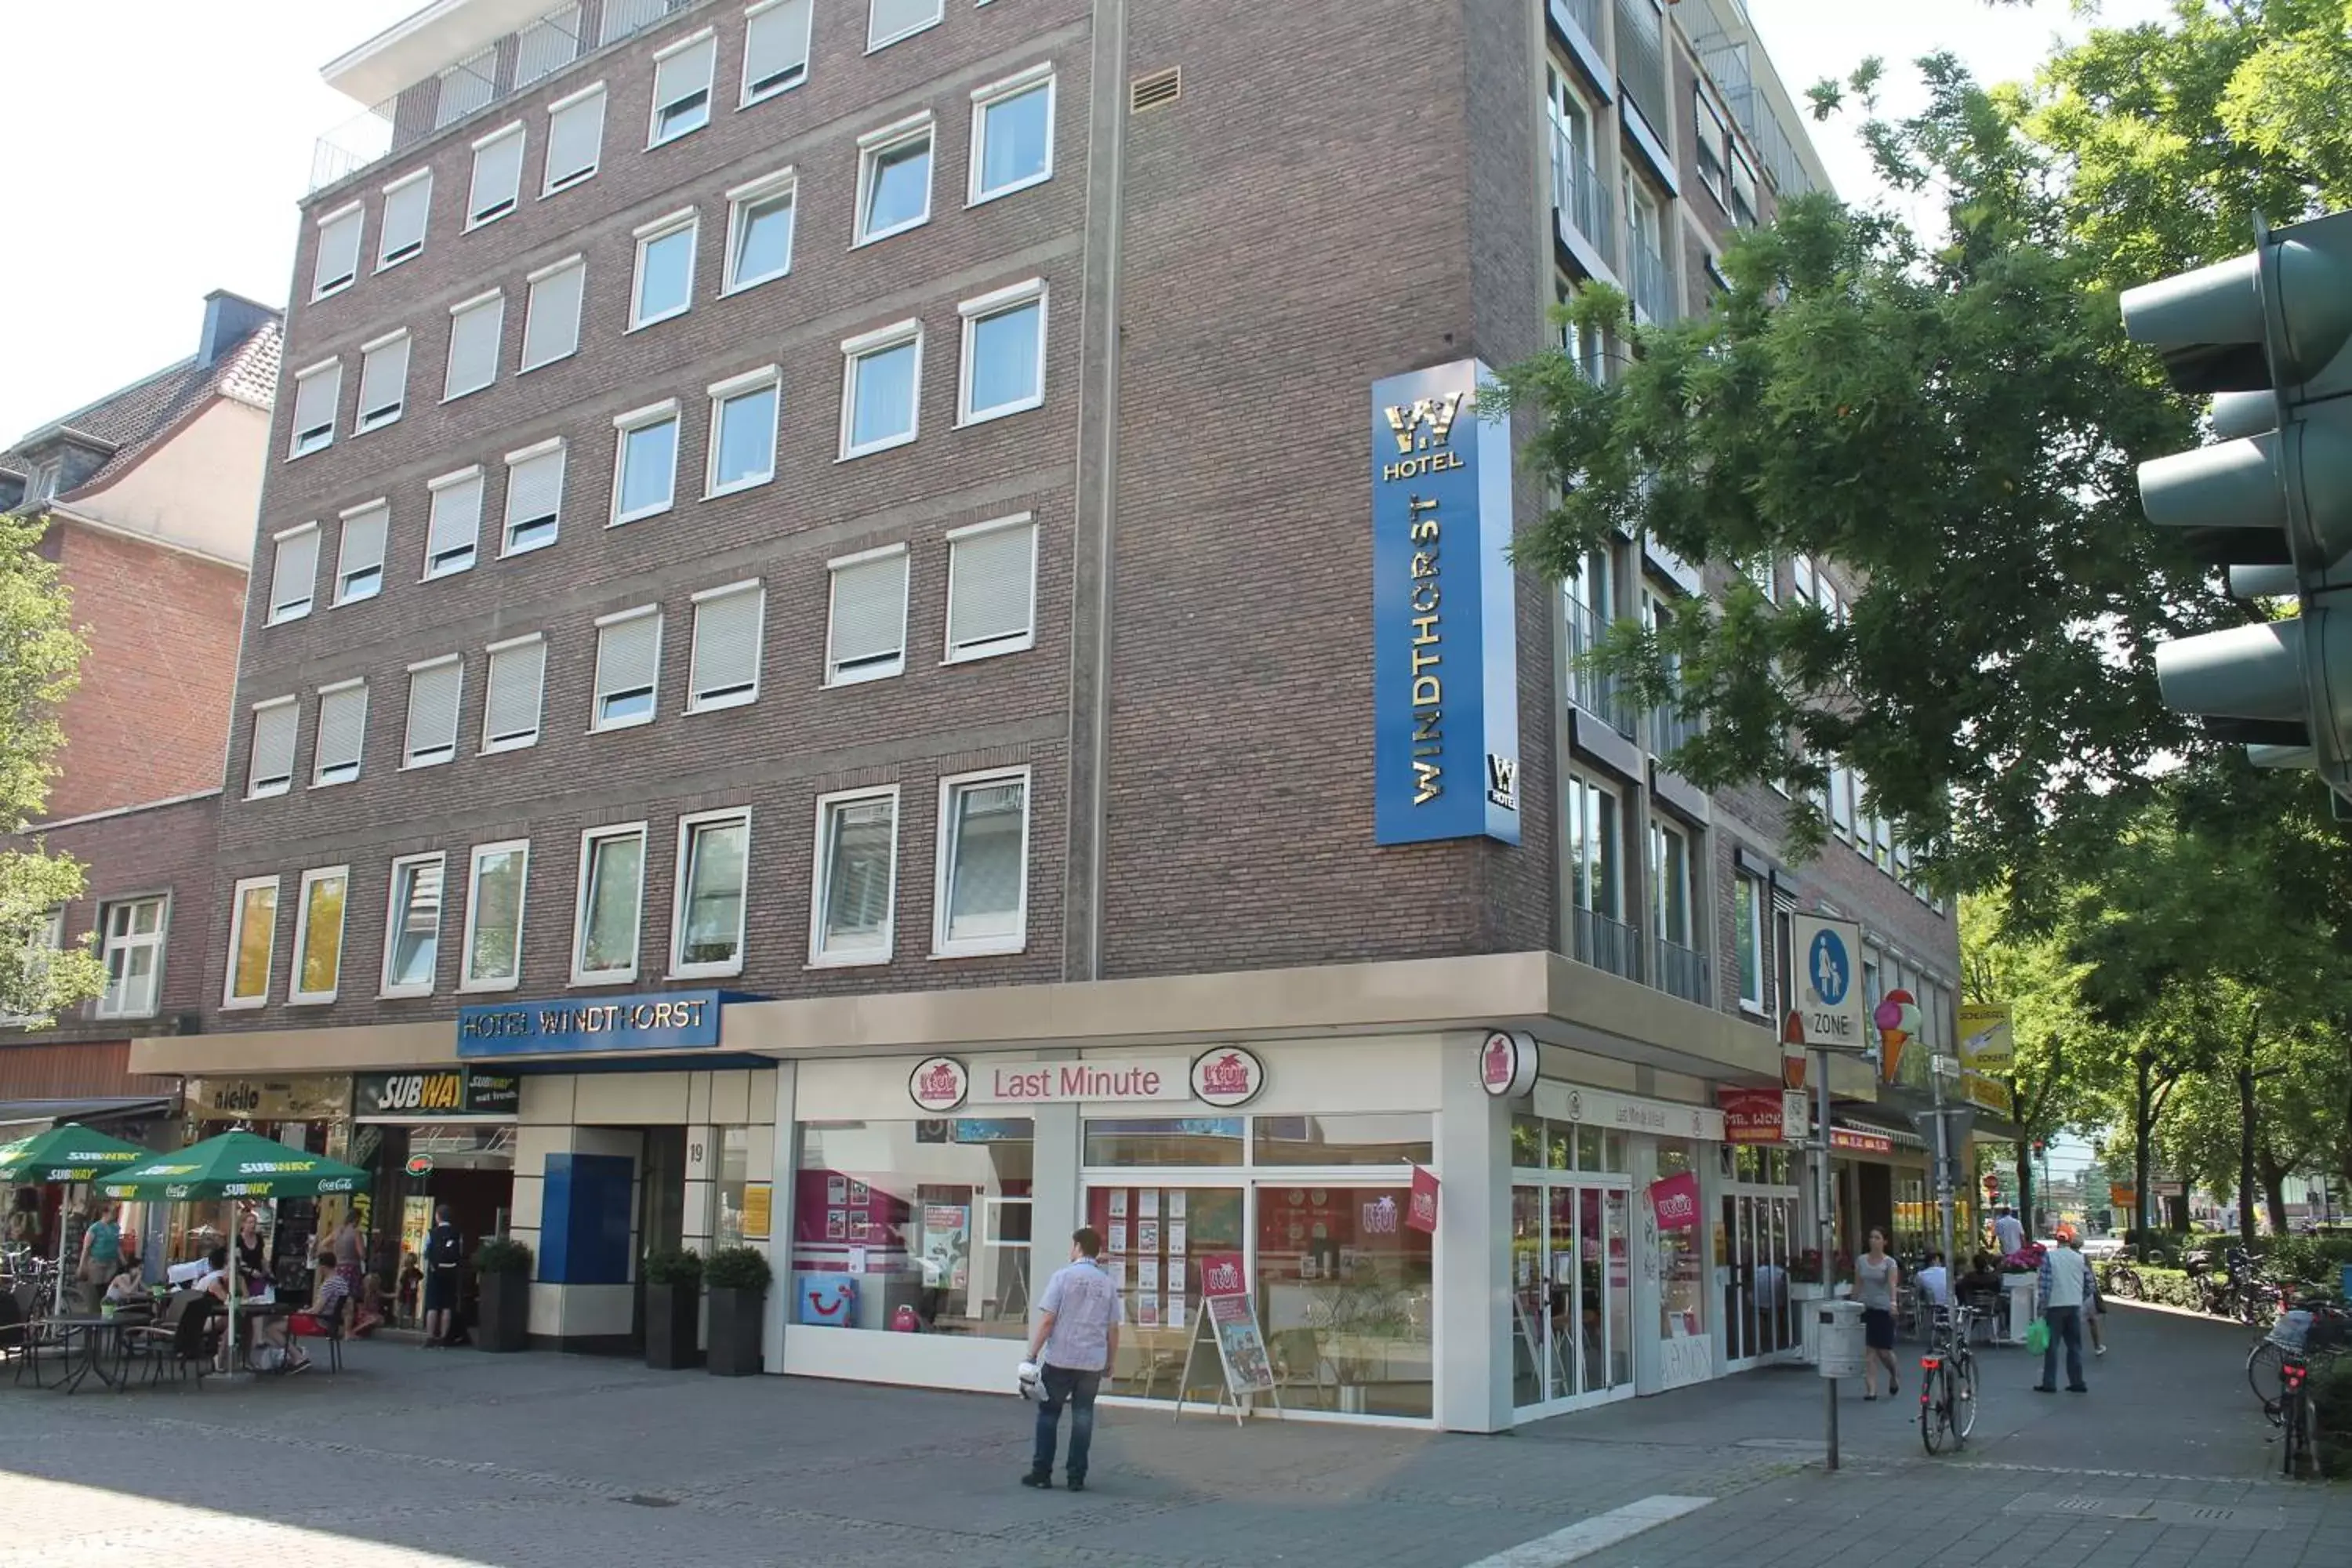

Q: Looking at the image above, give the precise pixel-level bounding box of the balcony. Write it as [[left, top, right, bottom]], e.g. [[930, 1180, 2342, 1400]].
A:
[[1628, 238, 1673, 325], [1653, 937, 1710, 1005], [1650, 690, 1704, 762], [1612, 0, 1670, 151], [1550, 125, 1616, 274], [1564, 593, 1638, 739], [1686, 15, 1815, 200], [1572, 906, 1642, 982]]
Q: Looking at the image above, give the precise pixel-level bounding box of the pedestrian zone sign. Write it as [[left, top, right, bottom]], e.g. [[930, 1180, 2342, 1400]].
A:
[[1790, 913, 1870, 1053]]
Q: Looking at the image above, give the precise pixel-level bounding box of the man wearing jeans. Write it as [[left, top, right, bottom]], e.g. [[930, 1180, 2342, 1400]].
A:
[[2036, 1227, 2093, 1393], [1022, 1226, 1123, 1493]]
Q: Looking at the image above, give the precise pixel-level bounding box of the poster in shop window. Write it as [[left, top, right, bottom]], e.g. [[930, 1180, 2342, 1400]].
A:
[[1110, 1222, 1127, 1254], [1168, 1220, 1187, 1254], [1141, 1189, 1160, 1218], [1138, 1220, 1160, 1251], [1167, 1192, 1187, 1219], [1109, 1190, 1129, 1218]]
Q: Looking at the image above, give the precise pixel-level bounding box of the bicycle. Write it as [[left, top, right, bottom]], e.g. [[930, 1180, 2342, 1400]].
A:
[[2097, 1257, 2143, 1300], [1919, 1302, 1979, 1456], [2252, 1299, 2348, 1419]]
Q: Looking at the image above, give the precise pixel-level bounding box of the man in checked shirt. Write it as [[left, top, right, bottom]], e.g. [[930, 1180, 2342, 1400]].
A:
[[1021, 1226, 1123, 1493]]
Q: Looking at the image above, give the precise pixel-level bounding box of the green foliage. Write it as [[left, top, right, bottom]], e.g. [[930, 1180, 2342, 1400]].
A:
[[641, 1247, 703, 1287], [2312, 1353, 2352, 1478], [473, 1237, 532, 1276], [704, 1245, 772, 1292]]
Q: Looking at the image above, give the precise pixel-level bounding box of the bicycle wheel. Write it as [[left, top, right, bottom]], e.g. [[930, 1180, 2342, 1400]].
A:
[[1921, 1364, 1951, 1455], [2282, 1389, 2308, 1478], [1955, 1351, 1980, 1441], [2110, 1265, 2142, 1300], [2250, 1338, 2287, 1417]]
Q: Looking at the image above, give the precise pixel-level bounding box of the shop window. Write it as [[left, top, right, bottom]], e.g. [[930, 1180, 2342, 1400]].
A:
[[1081, 1117, 1243, 1167], [710, 1126, 753, 1250], [1653, 1140, 1708, 1347], [793, 1119, 1033, 1338], [1251, 1114, 1432, 1167], [1255, 1185, 1435, 1418], [1087, 1183, 1245, 1385], [1510, 1114, 1572, 1172], [1577, 1124, 1628, 1172]]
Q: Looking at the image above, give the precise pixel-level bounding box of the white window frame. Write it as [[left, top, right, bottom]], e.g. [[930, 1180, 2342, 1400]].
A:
[[867, 0, 943, 52], [94, 895, 169, 1021], [956, 278, 1047, 426], [423, 464, 485, 579], [443, 289, 505, 402], [288, 865, 350, 1007], [648, 27, 718, 147], [312, 201, 364, 299], [705, 365, 780, 497], [466, 121, 528, 229], [1734, 870, 1766, 1011], [809, 785, 899, 967], [611, 398, 681, 524], [402, 654, 465, 769], [967, 64, 1055, 205], [570, 822, 649, 985], [245, 695, 299, 800], [590, 604, 662, 731], [335, 499, 389, 606], [942, 512, 1038, 662], [543, 79, 608, 195], [459, 839, 531, 993], [480, 632, 547, 754], [501, 436, 566, 557], [380, 851, 446, 1000], [354, 328, 412, 433], [670, 807, 753, 980], [629, 209, 699, 330], [311, 677, 368, 787], [688, 578, 766, 713], [288, 358, 340, 459], [267, 522, 321, 626], [838, 319, 923, 459], [222, 874, 279, 1010], [741, 0, 814, 105], [853, 114, 935, 246], [520, 254, 586, 372], [721, 168, 796, 293], [378, 168, 432, 270], [824, 543, 909, 685], [931, 765, 1032, 959]]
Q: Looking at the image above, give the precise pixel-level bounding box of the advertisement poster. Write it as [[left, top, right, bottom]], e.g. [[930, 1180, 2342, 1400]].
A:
[[1138, 1220, 1160, 1252], [1138, 1258, 1161, 1293], [1140, 1189, 1160, 1218], [400, 1195, 433, 1269], [742, 1182, 772, 1242], [1110, 1221, 1128, 1254], [1168, 1220, 1188, 1254], [1198, 1252, 1247, 1298], [1138, 1294, 1162, 1327], [1167, 1290, 1186, 1324], [1168, 1192, 1187, 1219], [920, 1203, 970, 1290], [826, 1175, 848, 1205], [1407, 1166, 1439, 1234], [848, 1180, 870, 1205], [1109, 1190, 1129, 1218], [1109, 1260, 1127, 1288], [1649, 1172, 1700, 1231], [826, 1209, 846, 1240], [850, 1214, 871, 1241], [1209, 1293, 1276, 1394]]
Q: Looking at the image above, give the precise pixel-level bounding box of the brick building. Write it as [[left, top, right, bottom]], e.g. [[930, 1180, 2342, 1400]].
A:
[[0, 292, 276, 1152], [136, 0, 1976, 1425]]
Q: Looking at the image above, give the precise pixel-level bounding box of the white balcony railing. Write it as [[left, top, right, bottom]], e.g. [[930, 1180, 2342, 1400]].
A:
[[1550, 125, 1615, 262]]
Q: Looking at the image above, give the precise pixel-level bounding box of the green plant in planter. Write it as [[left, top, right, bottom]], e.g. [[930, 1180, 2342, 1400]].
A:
[[643, 1247, 704, 1286], [475, 1237, 532, 1276], [706, 1246, 772, 1292]]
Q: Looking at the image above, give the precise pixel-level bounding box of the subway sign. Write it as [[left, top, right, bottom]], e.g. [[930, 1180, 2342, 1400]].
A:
[[1370, 360, 1521, 845], [354, 1069, 521, 1118]]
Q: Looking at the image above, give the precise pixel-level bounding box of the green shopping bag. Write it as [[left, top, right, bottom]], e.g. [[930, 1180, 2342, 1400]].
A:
[[2025, 1317, 2050, 1356]]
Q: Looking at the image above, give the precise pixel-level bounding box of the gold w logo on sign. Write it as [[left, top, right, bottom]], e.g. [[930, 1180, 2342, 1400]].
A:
[[1385, 392, 1464, 456]]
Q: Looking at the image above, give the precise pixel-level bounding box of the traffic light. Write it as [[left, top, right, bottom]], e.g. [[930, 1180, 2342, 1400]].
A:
[[2121, 211, 2352, 793]]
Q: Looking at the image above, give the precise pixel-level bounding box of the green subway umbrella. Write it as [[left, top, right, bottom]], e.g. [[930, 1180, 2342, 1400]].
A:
[[99, 1130, 368, 1375], [1, 1121, 156, 1313]]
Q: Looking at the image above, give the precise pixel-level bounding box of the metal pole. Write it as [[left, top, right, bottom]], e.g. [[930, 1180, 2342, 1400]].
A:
[[1816, 1044, 1838, 1472], [1931, 1062, 1956, 1284]]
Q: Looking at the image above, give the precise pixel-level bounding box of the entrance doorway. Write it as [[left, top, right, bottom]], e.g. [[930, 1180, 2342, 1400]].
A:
[[1720, 1147, 1800, 1368], [1511, 1181, 1634, 1414], [629, 1126, 687, 1348]]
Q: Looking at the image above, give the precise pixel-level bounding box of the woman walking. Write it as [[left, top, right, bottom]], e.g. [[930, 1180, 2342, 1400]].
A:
[[76, 1200, 121, 1312], [1855, 1227, 1901, 1402]]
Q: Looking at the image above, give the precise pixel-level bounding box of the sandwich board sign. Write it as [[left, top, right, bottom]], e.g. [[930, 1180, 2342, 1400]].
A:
[[1171, 1252, 1280, 1425]]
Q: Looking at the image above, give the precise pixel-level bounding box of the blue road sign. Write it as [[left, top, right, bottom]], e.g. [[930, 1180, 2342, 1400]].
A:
[[1809, 929, 1850, 1007]]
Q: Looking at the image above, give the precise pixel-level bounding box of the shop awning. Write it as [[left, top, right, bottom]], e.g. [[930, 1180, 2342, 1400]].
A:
[[0, 1095, 175, 1142], [1841, 1086, 2025, 1149]]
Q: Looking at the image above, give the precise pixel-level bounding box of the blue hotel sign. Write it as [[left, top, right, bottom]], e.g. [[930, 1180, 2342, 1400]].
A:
[[455, 989, 723, 1059], [1370, 360, 1522, 845]]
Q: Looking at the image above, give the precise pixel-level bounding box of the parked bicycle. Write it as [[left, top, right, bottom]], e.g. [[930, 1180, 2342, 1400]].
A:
[[2263, 1302, 2346, 1479], [2097, 1255, 2143, 1300], [2250, 1298, 2350, 1416], [1919, 1303, 1980, 1456]]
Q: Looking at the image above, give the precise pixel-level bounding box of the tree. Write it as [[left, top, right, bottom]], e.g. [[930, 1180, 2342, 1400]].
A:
[[0, 510, 103, 1023], [1960, 888, 2110, 1225]]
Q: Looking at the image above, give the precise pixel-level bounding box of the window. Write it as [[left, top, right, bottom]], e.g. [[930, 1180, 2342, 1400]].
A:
[[612, 401, 680, 523], [521, 255, 585, 370], [868, 0, 942, 49], [572, 823, 648, 983], [267, 524, 320, 625], [403, 656, 464, 768], [1730, 147, 1759, 227], [592, 608, 662, 729], [379, 170, 431, 269], [969, 66, 1054, 202], [313, 680, 368, 786], [706, 367, 779, 495], [811, 787, 897, 963], [424, 466, 484, 578], [825, 545, 909, 684], [649, 29, 717, 145], [382, 853, 445, 997], [672, 809, 750, 976], [630, 211, 698, 328], [957, 280, 1047, 424], [461, 840, 528, 992], [544, 82, 607, 193], [355, 330, 411, 431], [1735, 872, 1765, 1011], [723, 169, 795, 292], [855, 115, 934, 244], [840, 321, 921, 457], [313, 203, 363, 298], [1791, 553, 1817, 604], [27, 459, 61, 506], [3, 907, 62, 1025], [1649, 818, 1692, 947], [223, 876, 278, 1008], [934, 768, 1029, 956], [1773, 902, 1795, 1017], [1565, 772, 1622, 919], [1830, 758, 1855, 837], [1694, 86, 1730, 205], [288, 360, 340, 458], [96, 897, 166, 1019], [246, 697, 298, 799], [481, 633, 546, 753], [688, 580, 764, 711], [502, 438, 565, 555], [336, 501, 388, 604], [944, 514, 1036, 661], [467, 122, 527, 227], [742, 0, 812, 102], [444, 291, 503, 401], [289, 866, 348, 1005]]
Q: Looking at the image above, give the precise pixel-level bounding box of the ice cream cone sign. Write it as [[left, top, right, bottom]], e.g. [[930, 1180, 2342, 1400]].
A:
[[1874, 989, 1921, 1084]]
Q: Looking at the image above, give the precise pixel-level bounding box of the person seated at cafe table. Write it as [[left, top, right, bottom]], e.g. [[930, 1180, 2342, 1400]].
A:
[[292, 1247, 350, 1340], [195, 1247, 310, 1374], [101, 1258, 150, 1310]]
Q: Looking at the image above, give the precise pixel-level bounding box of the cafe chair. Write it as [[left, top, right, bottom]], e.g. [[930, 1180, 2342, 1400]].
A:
[[136, 1295, 220, 1390], [4, 1286, 69, 1389]]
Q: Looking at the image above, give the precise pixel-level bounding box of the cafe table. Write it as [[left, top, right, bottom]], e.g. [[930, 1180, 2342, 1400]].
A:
[[47, 1314, 133, 1395], [234, 1301, 297, 1374]]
